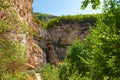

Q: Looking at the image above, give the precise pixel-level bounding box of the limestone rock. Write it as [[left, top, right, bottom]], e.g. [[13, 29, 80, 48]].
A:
[[46, 22, 93, 64], [1, 0, 45, 67]]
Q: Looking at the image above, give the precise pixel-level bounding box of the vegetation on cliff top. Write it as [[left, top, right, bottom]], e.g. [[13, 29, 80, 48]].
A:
[[34, 13, 101, 29], [34, 12, 57, 22], [46, 14, 100, 29]]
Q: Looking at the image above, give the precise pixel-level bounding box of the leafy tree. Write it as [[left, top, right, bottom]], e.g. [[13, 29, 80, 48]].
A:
[[81, 0, 120, 10], [59, 40, 90, 80], [81, 0, 101, 10], [59, 0, 120, 80], [90, 1, 119, 79], [81, 0, 120, 79]]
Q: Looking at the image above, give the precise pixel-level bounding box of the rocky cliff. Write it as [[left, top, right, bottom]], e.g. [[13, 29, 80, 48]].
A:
[[1, 0, 45, 68], [45, 22, 95, 64]]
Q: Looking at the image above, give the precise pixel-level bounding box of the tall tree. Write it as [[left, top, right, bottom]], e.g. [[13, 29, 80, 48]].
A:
[[83, 0, 120, 79]]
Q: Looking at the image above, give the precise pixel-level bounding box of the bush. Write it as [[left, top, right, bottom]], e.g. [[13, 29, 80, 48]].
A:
[[59, 40, 90, 80], [40, 64, 59, 80], [0, 38, 28, 78], [1, 71, 26, 80], [45, 14, 99, 29]]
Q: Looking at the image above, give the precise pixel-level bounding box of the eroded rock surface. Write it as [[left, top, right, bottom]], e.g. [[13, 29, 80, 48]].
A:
[[2, 0, 45, 67], [46, 22, 94, 64]]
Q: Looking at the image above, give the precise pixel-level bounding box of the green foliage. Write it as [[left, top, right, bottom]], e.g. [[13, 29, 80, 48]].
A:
[[0, 38, 28, 79], [59, 40, 90, 80], [40, 64, 59, 80], [81, 0, 101, 10], [34, 12, 57, 22], [58, 0, 120, 80], [1, 0, 120, 79], [84, 17, 120, 79], [45, 14, 99, 28], [34, 12, 100, 29], [34, 12, 57, 29], [34, 14, 43, 25], [33, 0, 120, 80], [1, 71, 26, 80], [84, 0, 120, 79]]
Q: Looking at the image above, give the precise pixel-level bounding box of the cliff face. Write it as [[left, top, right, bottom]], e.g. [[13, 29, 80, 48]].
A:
[[2, 0, 45, 67], [46, 22, 93, 64], [8, 0, 38, 30], [33, 13, 97, 64]]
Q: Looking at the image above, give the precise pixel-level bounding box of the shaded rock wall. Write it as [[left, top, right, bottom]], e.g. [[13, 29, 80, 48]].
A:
[[45, 22, 94, 64]]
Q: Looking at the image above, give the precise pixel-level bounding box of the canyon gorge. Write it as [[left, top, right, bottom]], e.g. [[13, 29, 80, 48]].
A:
[[1, 0, 96, 67]]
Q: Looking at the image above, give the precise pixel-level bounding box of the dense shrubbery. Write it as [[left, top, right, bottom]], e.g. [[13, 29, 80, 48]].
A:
[[59, 1, 120, 79], [34, 12, 100, 29], [1, 71, 26, 80], [59, 40, 89, 80], [40, 64, 59, 80], [45, 14, 100, 28]]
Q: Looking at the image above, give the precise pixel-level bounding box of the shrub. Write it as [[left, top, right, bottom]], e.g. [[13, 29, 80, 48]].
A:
[[1, 71, 26, 80], [59, 40, 90, 80], [40, 64, 59, 80]]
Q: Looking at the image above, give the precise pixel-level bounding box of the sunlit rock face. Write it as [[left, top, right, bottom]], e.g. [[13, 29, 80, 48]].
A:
[[8, 0, 37, 30], [4, 0, 45, 67]]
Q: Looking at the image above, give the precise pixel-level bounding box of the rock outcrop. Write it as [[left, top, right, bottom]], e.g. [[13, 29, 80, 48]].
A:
[[46, 22, 94, 64], [1, 0, 45, 67]]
